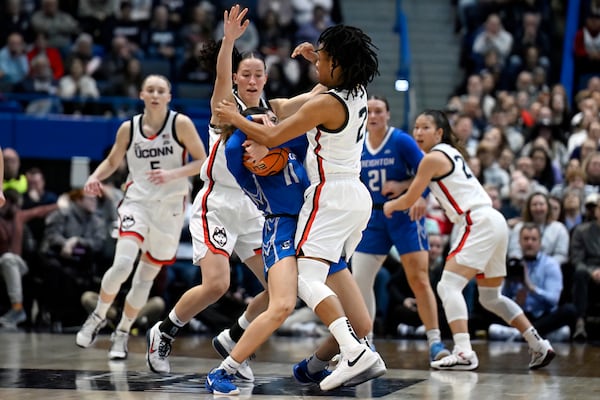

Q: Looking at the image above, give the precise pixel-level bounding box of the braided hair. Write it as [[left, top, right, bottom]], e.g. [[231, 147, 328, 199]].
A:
[[318, 25, 379, 96]]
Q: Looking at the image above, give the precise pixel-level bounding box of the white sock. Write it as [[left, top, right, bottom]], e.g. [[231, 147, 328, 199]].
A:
[[523, 326, 543, 348], [116, 314, 135, 333], [328, 317, 361, 348], [94, 300, 112, 320], [238, 313, 250, 330], [169, 309, 186, 327], [426, 328, 442, 347], [453, 332, 472, 353], [221, 356, 240, 375]]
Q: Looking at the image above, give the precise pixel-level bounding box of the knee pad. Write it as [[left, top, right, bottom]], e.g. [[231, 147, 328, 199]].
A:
[[101, 239, 140, 294], [436, 270, 469, 323], [126, 262, 161, 309], [478, 286, 523, 324], [297, 258, 335, 310]]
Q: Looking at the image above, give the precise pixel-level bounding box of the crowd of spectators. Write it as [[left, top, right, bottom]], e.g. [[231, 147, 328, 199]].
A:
[[0, 0, 342, 117], [442, 0, 600, 342]]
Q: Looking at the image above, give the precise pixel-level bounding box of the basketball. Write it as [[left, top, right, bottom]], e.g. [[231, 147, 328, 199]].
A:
[[244, 147, 289, 177]]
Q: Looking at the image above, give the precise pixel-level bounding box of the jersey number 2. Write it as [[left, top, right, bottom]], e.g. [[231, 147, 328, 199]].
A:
[[454, 155, 472, 179], [356, 107, 367, 143]]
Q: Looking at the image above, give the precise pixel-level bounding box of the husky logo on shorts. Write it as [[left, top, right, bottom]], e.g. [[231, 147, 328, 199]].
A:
[[122, 215, 135, 229], [212, 226, 227, 247]]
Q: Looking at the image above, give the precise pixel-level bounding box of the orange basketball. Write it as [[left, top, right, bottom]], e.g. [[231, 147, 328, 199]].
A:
[[243, 147, 289, 177]]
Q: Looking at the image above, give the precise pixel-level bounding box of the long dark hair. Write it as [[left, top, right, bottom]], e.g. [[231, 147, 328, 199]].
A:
[[419, 109, 469, 159], [318, 25, 379, 96]]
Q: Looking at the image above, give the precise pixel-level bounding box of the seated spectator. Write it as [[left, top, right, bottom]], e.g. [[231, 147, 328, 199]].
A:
[[560, 189, 584, 232], [27, 32, 65, 80], [570, 119, 600, 160], [0, 32, 29, 91], [583, 151, 600, 189], [95, 36, 136, 82], [501, 171, 533, 227], [15, 54, 62, 115], [31, 0, 80, 55], [22, 167, 59, 249], [58, 57, 101, 115], [0, 0, 34, 45], [551, 164, 596, 201], [77, 0, 118, 43], [488, 223, 577, 342], [452, 113, 479, 157], [101, 0, 146, 56], [570, 195, 600, 341], [528, 145, 559, 192], [574, 12, 600, 90], [509, 192, 570, 265], [179, 2, 215, 51], [3, 148, 27, 195], [476, 140, 510, 196], [471, 13, 513, 71], [294, 5, 333, 46], [105, 57, 144, 117], [38, 189, 107, 329], [177, 41, 215, 84], [144, 4, 182, 63], [0, 189, 58, 328], [64, 33, 102, 78]]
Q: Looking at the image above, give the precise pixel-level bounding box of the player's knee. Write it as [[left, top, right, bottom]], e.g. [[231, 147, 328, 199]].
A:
[[266, 296, 296, 325], [436, 271, 470, 323], [297, 259, 333, 310], [478, 286, 522, 323]]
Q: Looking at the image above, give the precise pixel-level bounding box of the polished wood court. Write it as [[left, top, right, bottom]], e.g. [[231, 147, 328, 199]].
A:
[[1, 328, 599, 399]]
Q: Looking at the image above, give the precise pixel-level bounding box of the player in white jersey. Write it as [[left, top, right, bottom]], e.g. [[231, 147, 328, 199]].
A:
[[216, 23, 385, 391], [145, 6, 328, 380], [383, 109, 555, 371], [75, 75, 207, 360]]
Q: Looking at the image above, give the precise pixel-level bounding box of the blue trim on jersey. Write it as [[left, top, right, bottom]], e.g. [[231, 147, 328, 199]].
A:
[[361, 127, 428, 205]]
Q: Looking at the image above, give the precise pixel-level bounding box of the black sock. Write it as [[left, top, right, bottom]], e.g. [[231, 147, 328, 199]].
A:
[[159, 318, 180, 339], [229, 320, 245, 342]]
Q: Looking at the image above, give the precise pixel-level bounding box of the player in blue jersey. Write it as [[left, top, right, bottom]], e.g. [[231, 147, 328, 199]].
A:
[[351, 96, 450, 362], [205, 108, 376, 395]]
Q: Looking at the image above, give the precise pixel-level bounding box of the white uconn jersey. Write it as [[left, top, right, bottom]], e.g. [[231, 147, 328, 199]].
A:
[[125, 110, 188, 201], [429, 143, 492, 223], [305, 86, 368, 182], [200, 90, 270, 189]]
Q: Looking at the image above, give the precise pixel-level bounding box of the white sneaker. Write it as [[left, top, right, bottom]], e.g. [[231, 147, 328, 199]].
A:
[[319, 344, 379, 391], [212, 328, 254, 382], [430, 349, 479, 371], [76, 313, 106, 348], [529, 339, 555, 370], [146, 322, 172, 374], [342, 352, 386, 387], [109, 330, 129, 360]]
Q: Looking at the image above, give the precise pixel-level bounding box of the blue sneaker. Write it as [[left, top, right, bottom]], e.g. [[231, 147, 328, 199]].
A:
[[205, 368, 240, 395], [430, 341, 451, 361], [293, 358, 331, 384]]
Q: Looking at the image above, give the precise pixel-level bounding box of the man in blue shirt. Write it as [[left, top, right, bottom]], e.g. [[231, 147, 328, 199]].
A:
[[490, 223, 577, 340]]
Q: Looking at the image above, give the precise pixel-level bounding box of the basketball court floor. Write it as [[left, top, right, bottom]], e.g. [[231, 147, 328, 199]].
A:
[[1, 328, 599, 399]]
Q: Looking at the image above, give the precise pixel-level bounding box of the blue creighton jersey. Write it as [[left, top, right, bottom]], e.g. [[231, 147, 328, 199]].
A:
[[225, 128, 309, 217], [360, 127, 424, 205]]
